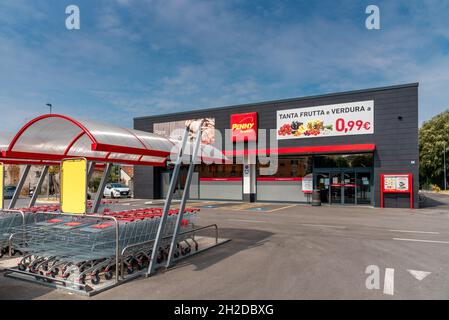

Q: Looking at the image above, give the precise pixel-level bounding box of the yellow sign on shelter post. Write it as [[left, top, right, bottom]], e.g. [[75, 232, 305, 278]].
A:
[[61, 158, 87, 214], [0, 163, 4, 210]]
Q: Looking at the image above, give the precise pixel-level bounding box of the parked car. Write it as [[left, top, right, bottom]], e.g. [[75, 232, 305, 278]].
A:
[[4, 186, 16, 199], [103, 183, 130, 198]]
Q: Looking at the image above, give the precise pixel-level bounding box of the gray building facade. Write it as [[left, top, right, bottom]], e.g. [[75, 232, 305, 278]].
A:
[[134, 83, 419, 208]]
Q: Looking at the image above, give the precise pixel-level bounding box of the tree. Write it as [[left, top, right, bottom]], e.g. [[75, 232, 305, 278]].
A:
[[419, 110, 449, 188], [108, 165, 121, 183], [7, 165, 20, 185]]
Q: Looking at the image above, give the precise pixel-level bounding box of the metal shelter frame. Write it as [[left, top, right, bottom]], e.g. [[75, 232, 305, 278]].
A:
[[2, 114, 229, 295], [1, 135, 58, 209], [1, 114, 175, 211]]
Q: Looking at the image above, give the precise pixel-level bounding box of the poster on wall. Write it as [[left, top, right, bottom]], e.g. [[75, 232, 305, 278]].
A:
[[383, 174, 410, 192], [277, 100, 374, 140], [302, 174, 313, 194], [153, 118, 216, 145]]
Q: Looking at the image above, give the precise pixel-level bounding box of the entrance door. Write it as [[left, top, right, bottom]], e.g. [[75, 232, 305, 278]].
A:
[[315, 173, 330, 204], [315, 170, 372, 205], [356, 172, 371, 204], [330, 173, 343, 204], [343, 172, 356, 204]]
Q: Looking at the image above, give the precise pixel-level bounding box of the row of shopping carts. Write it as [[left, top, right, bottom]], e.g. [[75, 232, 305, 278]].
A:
[[1, 199, 123, 259], [0, 206, 60, 258], [9, 207, 200, 288]]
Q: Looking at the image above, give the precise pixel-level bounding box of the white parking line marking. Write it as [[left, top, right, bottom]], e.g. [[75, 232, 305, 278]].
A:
[[383, 268, 394, 295], [389, 229, 440, 235], [407, 270, 431, 281], [301, 224, 346, 229], [393, 238, 449, 244], [229, 219, 266, 223], [265, 204, 297, 213]]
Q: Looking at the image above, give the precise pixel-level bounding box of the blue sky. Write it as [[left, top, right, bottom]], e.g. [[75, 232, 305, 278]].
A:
[[0, 0, 448, 133]]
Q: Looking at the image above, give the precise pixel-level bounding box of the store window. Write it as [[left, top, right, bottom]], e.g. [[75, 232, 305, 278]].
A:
[[313, 153, 373, 168], [199, 162, 243, 178], [257, 156, 312, 178]]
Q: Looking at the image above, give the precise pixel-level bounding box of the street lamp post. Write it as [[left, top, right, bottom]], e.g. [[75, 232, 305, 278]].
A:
[[46, 103, 52, 114], [443, 141, 446, 190]]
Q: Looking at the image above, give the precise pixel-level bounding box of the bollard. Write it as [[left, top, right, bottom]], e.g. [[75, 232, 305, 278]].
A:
[[311, 189, 321, 206]]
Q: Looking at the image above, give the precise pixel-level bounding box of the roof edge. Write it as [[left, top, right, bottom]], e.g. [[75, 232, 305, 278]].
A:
[[134, 82, 419, 121]]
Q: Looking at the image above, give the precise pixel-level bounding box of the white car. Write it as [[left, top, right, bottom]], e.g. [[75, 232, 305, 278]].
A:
[[103, 183, 130, 198]]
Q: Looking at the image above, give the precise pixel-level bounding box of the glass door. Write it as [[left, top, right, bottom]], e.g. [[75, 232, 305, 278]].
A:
[[330, 173, 343, 204], [356, 172, 371, 205], [315, 173, 330, 204], [315, 170, 372, 205], [343, 172, 356, 204]]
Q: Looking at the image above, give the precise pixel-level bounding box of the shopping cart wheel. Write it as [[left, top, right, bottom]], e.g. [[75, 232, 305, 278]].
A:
[[91, 272, 101, 285], [104, 270, 114, 280], [50, 268, 59, 278], [42, 275, 52, 283], [37, 271, 45, 281]]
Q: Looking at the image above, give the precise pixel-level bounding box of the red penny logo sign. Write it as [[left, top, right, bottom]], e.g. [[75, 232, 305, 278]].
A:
[[230, 112, 257, 142]]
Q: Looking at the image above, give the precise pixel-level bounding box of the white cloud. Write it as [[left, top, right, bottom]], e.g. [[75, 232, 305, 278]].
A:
[[0, 0, 448, 133]]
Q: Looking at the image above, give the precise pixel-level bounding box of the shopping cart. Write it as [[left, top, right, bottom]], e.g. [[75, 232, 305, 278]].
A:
[[10, 207, 199, 287], [0, 210, 25, 258], [0, 205, 62, 258]]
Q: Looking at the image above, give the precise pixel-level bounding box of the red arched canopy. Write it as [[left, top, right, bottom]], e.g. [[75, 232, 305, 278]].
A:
[[2, 114, 174, 166]]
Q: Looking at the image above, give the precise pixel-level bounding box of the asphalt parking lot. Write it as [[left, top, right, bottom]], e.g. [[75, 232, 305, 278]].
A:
[[1, 196, 449, 300]]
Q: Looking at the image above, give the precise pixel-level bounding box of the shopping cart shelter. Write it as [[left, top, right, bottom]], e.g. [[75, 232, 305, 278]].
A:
[[0, 114, 229, 296], [134, 83, 419, 208]]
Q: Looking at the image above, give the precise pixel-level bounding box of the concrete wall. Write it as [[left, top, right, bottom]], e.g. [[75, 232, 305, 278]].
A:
[[257, 180, 308, 202], [199, 180, 243, 200]]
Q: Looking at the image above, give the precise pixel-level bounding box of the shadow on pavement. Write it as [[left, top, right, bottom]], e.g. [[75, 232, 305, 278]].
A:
[[0, 270, 57, 300], [0, 227, 272, 299], [419, 192, 449, 208], [172, 227, 273, 272]]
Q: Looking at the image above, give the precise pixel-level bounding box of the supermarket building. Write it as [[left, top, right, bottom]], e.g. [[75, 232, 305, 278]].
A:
[[134, 83, 419, 208]]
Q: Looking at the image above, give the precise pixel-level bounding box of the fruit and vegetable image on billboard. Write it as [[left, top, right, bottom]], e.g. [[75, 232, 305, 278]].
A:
[[276, 100, 374, 140]]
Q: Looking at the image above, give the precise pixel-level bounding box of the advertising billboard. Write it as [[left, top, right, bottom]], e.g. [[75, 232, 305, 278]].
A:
[[302, 174, 313, 194], [153, 118, 215, 145], [383, 174, 410, 192], [277, 100, 374, 140], [60, 158, 87, 215]]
